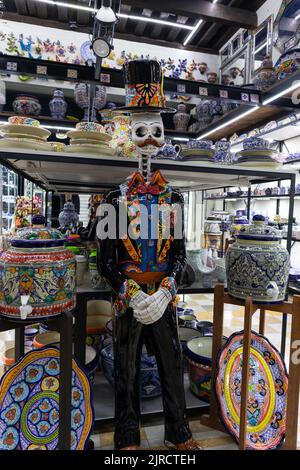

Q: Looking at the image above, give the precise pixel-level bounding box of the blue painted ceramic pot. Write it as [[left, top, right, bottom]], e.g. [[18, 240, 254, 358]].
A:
[[226, 215, 290, 303], [100, 344, 161, 399], [243, 137, 270, 150], [187, 140, 213, 150]]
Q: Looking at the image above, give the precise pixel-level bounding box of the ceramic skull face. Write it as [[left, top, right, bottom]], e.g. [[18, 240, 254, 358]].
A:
[[130, 112, 165, 157]]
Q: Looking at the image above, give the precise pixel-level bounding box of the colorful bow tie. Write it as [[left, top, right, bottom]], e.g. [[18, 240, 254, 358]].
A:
[[136, 183, 161, 195]]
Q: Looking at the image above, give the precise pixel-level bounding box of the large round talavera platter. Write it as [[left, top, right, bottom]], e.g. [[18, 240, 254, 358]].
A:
[[215, 331, 288, 450], [0, 347, 93, 450]]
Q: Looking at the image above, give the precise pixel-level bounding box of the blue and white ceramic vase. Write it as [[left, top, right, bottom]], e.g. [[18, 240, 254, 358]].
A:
[[49, 89, 68, 119], [173, 103, 190, 131], [226, 215, 290, 303], [58, 201, 79, 230], [195, 99, 212, 130]]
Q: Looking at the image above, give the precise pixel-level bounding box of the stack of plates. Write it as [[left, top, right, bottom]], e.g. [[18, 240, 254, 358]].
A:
[[0, 117, 51, 151], [181, 148, 215, 163], [234, 149, 281, 168], [67, 123, 115, 156]]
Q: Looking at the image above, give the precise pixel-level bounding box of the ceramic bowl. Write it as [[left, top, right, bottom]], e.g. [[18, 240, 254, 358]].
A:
[[184, 337, 215, 402], [75, 121, 105, 133], [187, 140, 213, 150], [100, 343, 161, 399], [8, 116, 40, 127], [243, 137, 270, 151]]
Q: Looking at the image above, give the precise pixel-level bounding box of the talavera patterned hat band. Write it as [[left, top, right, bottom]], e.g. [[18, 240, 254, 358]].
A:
[[116, 60, 176, 113]]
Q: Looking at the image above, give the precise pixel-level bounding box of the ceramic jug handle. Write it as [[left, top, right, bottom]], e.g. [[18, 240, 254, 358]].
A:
[[266, 281, 279, 300], [174, 144, 181, 157]]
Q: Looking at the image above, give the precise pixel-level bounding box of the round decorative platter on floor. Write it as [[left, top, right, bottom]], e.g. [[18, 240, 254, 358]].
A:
[[215, 330, 288, 450], [0, 347, 93, 450]]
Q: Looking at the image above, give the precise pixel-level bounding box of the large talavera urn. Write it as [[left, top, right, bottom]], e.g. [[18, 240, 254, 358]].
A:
[[0, 217, 76, 319], [225, 215, 290, 303]]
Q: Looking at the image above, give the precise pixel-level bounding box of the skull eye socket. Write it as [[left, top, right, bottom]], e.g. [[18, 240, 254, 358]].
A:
[[135, 126, 148, 138], [152, 126, 162, 138]]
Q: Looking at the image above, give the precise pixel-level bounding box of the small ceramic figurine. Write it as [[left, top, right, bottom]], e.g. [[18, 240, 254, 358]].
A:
[[197, 62, 208, 82], [207, 72, 218, 84]]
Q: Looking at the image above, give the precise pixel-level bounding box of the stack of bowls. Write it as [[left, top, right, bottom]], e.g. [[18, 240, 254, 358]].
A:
[[67, 121, 115, 156], [0, 116, 50, 151], [182, 140, 215, 162], [234, 137, 279, 167]]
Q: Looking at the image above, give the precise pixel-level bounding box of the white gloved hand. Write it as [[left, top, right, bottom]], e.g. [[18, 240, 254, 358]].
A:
[[129, 289, 149, 310], [133, 288, 172, 325]]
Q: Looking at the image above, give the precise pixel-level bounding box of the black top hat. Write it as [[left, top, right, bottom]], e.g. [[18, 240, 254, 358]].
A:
[[116, 60, 175, 113]]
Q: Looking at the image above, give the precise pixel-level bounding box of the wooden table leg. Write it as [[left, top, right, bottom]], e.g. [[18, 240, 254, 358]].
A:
[[201, 284, 225, 431], [239, 298, 253, 450], [283, 295, 300, 450], [259, 309, 266, 336]]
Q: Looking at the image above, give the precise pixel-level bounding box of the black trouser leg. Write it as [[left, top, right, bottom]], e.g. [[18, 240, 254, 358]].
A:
[[113, 309, 144, 449], [145, 306, 192, 445]]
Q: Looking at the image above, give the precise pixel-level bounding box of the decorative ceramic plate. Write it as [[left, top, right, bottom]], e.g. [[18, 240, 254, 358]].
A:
[[0, 139, 52, 152], [69, 138, 110, 147], [0, 124, 50, 140], [215, 331, 288, 450], [68, 144, 116, 156], [67, 130, 111, 142], [239, 149, 275, 157], [0, 347, 93, 450]]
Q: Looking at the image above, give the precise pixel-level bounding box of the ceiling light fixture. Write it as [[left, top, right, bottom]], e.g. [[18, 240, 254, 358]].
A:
[[45, 125, 74, 131], [117, 13, 193, 29], [29, 0, 96, 13], [183, 0, 218, 46], [197, 106, 260, 139], [31, 1, 194, 30], [295, 13, 300, 21], [173, 137, 189, 142], [262, 81, 300, 105], [183, 19, 203, 46]]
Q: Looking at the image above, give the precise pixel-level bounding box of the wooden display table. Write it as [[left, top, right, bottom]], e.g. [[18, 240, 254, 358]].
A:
[[201, 284, 300, 450]]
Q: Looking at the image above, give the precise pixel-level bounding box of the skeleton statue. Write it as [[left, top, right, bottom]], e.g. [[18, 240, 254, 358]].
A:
[[97, 60, 201, 451]]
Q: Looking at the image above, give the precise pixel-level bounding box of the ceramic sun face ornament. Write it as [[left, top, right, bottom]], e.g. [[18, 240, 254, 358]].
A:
[[130, 112, 165, 157]]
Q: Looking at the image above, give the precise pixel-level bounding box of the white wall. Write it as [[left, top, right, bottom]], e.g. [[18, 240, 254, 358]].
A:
[[0, 19, 219, 80]]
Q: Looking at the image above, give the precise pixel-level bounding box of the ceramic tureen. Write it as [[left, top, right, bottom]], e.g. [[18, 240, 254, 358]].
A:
[[226, 215, 290, 303], [0, 216, 76, 319]]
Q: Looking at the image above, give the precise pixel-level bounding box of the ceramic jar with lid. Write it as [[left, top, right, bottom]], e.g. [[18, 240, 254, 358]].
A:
[[173, 103, 190, 131], [226, 215, 290, 303], [58, 201, 79, 230], [12, 95, 41, 116], [0, 216, 76, 319], [49, 89, 68, 119], [253, 55, 277, 91]]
